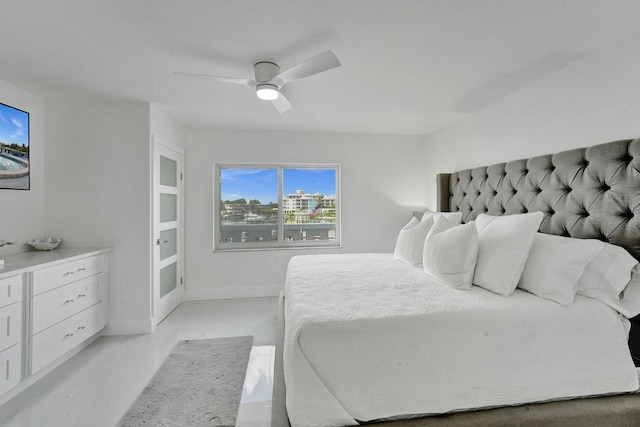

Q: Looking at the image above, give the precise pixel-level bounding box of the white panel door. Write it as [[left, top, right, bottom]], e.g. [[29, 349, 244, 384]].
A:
[[152, 137, 183, 326]]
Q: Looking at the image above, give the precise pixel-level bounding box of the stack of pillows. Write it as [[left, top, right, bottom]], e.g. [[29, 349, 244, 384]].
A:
[[394, 210, 640, 318]]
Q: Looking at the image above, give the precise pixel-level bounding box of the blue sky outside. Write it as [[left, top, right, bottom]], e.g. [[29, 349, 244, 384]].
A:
[[0, 103, 29, 146], [221, 168, 336, 204]]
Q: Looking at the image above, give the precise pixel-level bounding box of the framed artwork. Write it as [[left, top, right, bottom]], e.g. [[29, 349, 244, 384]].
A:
[[0, 102, 30, 190]]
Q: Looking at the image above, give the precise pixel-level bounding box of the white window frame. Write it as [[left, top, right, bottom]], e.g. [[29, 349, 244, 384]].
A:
[[213, 163, 341, 251]]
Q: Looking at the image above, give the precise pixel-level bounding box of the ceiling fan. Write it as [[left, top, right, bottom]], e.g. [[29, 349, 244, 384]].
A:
[[175, 50, 341, 113]]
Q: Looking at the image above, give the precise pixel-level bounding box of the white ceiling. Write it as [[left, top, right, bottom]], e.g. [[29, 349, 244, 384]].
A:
[[1, 1, 639, 136]]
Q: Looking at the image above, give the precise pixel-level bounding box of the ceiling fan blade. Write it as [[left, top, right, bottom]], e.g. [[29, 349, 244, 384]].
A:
[[272, 50, 340, 87], [272, 92, 293, 113], [174, 72, 256, 87]]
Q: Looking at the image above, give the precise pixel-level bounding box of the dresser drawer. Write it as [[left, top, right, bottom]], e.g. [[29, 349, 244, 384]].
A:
[[31, 274, 105, 335], [0, 303, 21, 352], [31, 303, 104, 374], [32, 255, 104, 295], [0, 275, 22, 308], [0, 344, 21, 396]]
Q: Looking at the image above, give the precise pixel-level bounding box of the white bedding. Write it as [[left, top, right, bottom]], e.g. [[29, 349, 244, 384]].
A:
[[283, 253, 639, 427]]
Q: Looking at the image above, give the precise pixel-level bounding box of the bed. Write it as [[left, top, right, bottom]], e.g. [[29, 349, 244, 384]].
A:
[[273, 138, 640, 426]]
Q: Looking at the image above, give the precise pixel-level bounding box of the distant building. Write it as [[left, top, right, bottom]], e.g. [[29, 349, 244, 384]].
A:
[[282, 190, 336, 223], [223, 189, 336, 225], [321, 195, 336, 208], [283, 190, 323, 213]]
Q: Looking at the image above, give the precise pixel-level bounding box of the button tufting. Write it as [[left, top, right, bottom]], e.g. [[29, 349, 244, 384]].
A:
[[621, 209, 634, 219]]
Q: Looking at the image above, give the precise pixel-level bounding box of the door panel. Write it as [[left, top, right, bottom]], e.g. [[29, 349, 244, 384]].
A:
[[159, 228, 177, 260], [159, 262, 177, 299], [160, 193, 177, 222], [160, 155, 177, 186]]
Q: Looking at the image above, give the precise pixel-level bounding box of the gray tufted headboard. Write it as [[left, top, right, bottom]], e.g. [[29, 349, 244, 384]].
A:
[[437, 138, 640, 261], [437, 138, 640, 364]]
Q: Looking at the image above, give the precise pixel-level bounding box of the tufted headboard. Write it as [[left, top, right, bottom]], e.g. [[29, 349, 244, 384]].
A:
[[437, 138, 640, 261], [437, 138, 640, 364]]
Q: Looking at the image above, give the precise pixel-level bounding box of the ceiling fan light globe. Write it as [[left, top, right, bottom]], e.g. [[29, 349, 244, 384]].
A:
[[256, 84, 279, 101]]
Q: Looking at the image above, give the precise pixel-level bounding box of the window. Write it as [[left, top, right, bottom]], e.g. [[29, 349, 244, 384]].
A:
[[214, 164, 340, 250]]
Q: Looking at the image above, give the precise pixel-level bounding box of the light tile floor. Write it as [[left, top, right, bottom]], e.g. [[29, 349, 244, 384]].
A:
[[0, 297, 279, 427]]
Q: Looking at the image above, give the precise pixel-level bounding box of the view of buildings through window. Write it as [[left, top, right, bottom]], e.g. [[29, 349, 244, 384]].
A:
[[217, 166, 339, 247]]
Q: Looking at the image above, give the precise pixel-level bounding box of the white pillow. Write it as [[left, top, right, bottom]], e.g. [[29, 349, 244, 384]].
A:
[[575, 242, 639, 316], [473, 212, 544, 296], [518, 233, 602, 305], [578, 264, 640, 318], [619, 265, 640, 318], [577, 242, 639, 295], [423, 218, 479, 290], [420, 210, 463, 225], [394, 215, 435, 266]]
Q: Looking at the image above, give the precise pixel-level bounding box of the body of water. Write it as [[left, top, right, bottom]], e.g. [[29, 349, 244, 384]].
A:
[[0, 153, 26, 171]]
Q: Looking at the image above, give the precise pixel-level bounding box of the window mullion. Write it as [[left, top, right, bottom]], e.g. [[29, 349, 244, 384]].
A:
[[278, 167, 284, 243]]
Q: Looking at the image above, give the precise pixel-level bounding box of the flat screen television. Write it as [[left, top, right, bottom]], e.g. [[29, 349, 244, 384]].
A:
[[0, 102, 29, 190]]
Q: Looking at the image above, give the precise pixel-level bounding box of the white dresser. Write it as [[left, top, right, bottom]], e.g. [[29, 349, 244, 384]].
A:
[[0, 248, 109, 401], [0, 275, 22, 396]]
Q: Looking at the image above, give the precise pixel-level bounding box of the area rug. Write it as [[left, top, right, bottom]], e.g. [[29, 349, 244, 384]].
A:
[[120, 335, 253, 427]]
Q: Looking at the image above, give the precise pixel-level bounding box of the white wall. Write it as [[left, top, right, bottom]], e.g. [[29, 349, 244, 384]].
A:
[[44, 93, 153, 334], [151, 105, 183, 149], [183, 128, 426, 299], [0, 79, 45, 258], [422, 37, 640, 209]]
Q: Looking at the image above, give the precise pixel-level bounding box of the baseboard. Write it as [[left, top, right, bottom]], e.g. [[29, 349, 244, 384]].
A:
[[103, 316, 153, 335], [184, 285, 282, 301]]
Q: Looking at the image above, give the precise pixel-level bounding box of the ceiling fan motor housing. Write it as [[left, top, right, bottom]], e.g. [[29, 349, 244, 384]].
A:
[[254, 61, 280, 83]]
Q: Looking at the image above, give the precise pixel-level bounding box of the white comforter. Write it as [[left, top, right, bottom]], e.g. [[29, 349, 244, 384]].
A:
[[283, 253, 639, 427]]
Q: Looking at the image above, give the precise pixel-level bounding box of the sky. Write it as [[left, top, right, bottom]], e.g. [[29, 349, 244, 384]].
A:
[[0, 103, 29, 146], [221, 168, 336, 204]]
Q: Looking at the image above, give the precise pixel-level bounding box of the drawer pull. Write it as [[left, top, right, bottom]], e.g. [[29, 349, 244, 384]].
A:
[[76, 294, 86, 299], [62, 267, 87, 277], [63, 299, 74, 304], [63, 333, 74, 339], [77, 326, 86, 331]]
